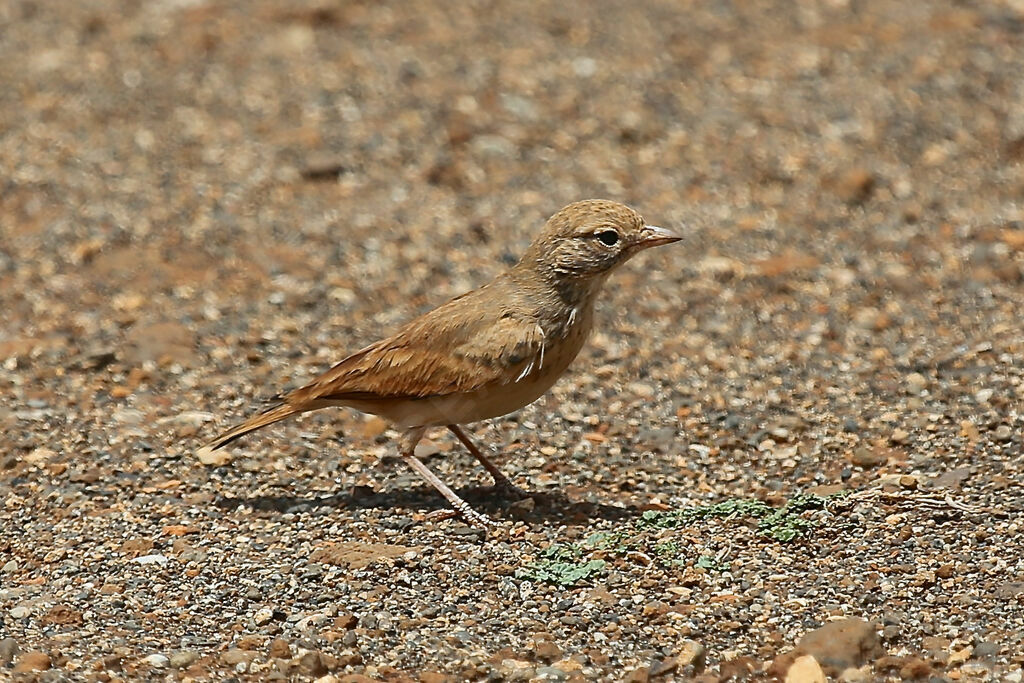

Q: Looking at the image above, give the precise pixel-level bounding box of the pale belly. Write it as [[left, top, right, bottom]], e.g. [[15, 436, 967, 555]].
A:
[[346, 316, 591, 428]]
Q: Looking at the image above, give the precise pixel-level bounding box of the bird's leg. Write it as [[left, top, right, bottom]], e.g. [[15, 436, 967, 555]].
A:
[[447, 424, 531, 500], [399, 428, 497, 528]]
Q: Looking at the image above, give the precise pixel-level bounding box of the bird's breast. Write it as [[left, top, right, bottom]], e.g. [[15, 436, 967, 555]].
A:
[[353, 305, 595, 429]]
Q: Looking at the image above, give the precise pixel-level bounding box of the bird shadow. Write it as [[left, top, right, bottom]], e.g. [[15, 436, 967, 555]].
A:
[[214, 483, 642, 526]]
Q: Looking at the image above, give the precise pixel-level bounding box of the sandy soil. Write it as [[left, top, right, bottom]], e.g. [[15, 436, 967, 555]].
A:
[[1, 0, 1023, 681]]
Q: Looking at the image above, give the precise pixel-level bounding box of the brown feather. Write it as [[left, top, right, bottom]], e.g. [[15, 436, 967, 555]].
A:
[[200, 402, 309, 451], [200, 200, 677, 449], [288, 281, 548, 405]]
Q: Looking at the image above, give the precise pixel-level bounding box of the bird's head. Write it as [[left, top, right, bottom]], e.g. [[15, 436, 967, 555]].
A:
[[520, 200, 680, 282]]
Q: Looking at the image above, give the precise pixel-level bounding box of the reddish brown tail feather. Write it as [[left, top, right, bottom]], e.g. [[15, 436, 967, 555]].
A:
[[200, 402, 301, 451]]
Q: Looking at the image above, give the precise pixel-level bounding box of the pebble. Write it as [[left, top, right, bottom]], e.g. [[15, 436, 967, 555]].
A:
[[195, 446, 232, 466], [791, 619, 881, 675], [890, 428, 910, 444], [221, 649, 254, 666], [831, 167, 876, 204], [298, 651, 329, 677], [1, 559, 17, 573], [143, 654, 169, 668], [132, 554, 170, 565], [9, 606, 30, 619], [269, 638, 292, 659], [254, 607, 274, 626], [0, 637, 19, 667], [676, 639, 706, 671], [850, 447, 886, 468], [169, 651, 199, 669], [13, 651, 51, 673], [535, 666, 569, 680], [499, 658, 536, 681], [786, 655, 826, 683], [837, 667, 871, 682], [905, 372, 928, 393], [993, 424, 1012, 442]]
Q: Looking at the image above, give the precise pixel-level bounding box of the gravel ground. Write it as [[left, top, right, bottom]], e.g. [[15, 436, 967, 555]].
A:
[[2, 0, 1023, 680]]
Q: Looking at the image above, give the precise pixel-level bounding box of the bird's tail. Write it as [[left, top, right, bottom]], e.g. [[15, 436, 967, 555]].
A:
[[197, 401, 303, 455]]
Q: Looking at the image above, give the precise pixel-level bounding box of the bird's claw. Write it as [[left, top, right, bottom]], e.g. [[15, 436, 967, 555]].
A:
[[425, 506, 500, 529]]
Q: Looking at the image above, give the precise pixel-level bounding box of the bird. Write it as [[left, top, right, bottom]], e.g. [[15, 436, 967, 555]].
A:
[[198, 199, 680, 527]]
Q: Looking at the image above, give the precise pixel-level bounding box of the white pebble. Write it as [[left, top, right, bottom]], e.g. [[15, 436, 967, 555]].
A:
[[143, 654, 169, 668]]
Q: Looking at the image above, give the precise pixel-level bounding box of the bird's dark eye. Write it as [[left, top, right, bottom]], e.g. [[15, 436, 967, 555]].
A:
[[596, 229, 619, 246]]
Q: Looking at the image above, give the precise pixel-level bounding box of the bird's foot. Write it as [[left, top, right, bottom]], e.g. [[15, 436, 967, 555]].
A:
[[425, 505, 500, 529]]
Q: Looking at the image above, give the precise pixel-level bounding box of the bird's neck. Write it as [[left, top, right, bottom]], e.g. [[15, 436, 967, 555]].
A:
[[508, 262, 604, 329]]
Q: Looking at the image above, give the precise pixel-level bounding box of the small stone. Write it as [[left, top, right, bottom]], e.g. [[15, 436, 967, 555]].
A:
[[507, 496, 536, 519], [932, 467, 972, 490], [254, 607, 274, 626], [119, 537, 154, 557], [535, 665, 569, 680], [499, 658, 535, 682], [534, 640, 562, 661], [905, 372, 928, 394], [143, 654, 169, 668], [960, 420, 980, 441], [333, 613, 357, 630], [269, 638, 291, 659], [831, 168, 875, 204], [793, 619, 881, 676], [169, 651, 199, 669], [676, 640, 706, 672], [237, 635, 263, 651], [9, 606, 30, 619], [624, 666, 650, 683], [196, 446, 232, 466], [414, 440, 441, 458], [132, 554, 169, 565], [837, 667, 871, 682], [298, 651, 328, 677], [300, 153, 345, 181], [890, 429, 910, 445], [13, 651, 51, 673], [221, 649, 255, 666], [960, 662, 993, 677], [719, 657, 759, 680], [898, 656, 931, 679], [850, 447, 886, 468], [40, 604, 81, 627], [973, 642, 1000, 659], [993, 424, 1012, 442], [1, 559, 17, 573], [786, 655, 826, 683], [551, 657, 582, 673], [0, 638, 19, 667]]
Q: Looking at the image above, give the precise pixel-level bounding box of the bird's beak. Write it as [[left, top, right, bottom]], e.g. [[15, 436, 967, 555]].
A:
[[637, 225, 682, 249]]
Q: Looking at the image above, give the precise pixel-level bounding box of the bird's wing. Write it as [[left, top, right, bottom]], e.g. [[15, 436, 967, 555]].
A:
[[287, 293, 546, 404]]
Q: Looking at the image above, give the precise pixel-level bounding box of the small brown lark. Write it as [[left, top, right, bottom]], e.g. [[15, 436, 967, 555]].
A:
[[199, 200, 680, 527]]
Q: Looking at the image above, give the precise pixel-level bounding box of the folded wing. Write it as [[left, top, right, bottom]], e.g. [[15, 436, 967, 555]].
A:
[[289, 295, 546, 404]]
